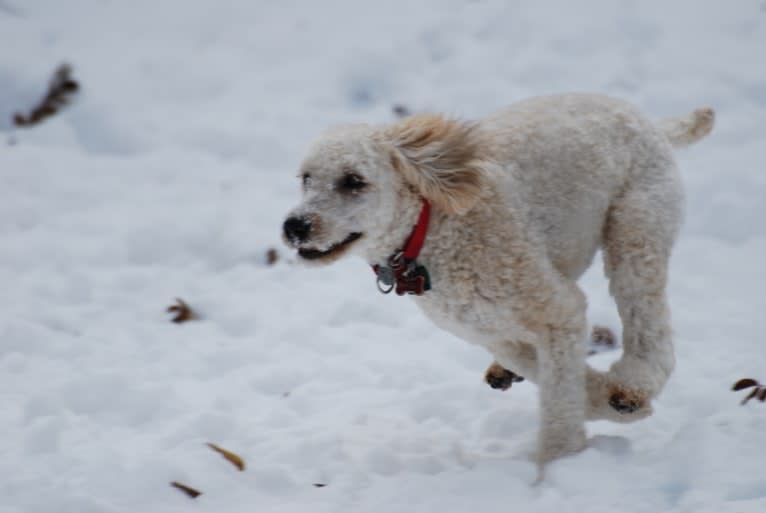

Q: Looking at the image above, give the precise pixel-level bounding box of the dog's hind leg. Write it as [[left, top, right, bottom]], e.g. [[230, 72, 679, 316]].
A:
[[598, 158, 683, 418]]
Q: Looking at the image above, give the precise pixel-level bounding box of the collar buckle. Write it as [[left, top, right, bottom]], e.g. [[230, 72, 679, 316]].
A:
[[371, 199, 432, 296]]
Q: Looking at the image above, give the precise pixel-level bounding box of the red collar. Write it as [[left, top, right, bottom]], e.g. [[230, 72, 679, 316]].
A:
[[372, 199, 432, 296], [401, 198, 431, 261]]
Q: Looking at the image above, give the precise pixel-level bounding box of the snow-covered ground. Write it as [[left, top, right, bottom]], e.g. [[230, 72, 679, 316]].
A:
[[1, 1, 765, 511]]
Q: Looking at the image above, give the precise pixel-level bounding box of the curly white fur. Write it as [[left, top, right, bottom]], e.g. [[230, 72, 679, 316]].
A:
[[283, 94, 714, 471]]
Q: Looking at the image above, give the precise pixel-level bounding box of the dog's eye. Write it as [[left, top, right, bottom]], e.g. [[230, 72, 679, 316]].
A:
[[339, 173, 366, 192], [302, 173, 311, 187]]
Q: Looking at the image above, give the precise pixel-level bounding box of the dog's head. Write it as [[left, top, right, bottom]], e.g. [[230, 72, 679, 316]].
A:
[[283, 114, 485, 264]]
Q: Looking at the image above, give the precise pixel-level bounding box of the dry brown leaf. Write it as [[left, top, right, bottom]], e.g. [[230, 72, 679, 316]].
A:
[[167, 298, 197, 323], [732, 378, 760, 391], [733, 378, 766, 406], [170, 481, 202, 499], [266, 248, 279, 265], [742, 388, 761, 405], [392, 104, 411, 118], [13, 63, 79, 128], [207, 442, 246, 471]]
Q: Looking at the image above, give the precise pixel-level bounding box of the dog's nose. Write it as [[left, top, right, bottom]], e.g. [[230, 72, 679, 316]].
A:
[[283, 216, 312, 243]]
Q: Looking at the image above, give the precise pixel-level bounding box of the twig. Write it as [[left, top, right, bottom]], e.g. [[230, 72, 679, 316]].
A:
[[170, 481, 202, 499], [207, 442, 246, 471]]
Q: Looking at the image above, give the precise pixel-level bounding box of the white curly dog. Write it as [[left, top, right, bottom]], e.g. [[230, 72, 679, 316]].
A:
[[283, 94, 714, 470]]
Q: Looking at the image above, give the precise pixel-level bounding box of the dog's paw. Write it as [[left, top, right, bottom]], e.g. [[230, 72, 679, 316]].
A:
[[588, 325, 618, 355], [484, 363, 524, 391], [608, 389, 644, 414], [586, 371, 654, 423]]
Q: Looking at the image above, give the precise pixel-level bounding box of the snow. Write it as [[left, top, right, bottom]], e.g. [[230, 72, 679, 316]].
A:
[[1, 1, 765, 511]]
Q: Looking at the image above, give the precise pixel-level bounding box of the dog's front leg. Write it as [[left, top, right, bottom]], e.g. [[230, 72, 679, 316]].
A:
[[535, 324, 588, 469]]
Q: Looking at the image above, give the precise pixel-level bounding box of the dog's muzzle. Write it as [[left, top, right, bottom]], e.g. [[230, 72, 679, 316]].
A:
[[297, 232, 362, 260]]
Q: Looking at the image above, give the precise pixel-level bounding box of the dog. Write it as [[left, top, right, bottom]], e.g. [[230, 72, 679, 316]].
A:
[[283, 94, 714, 469]]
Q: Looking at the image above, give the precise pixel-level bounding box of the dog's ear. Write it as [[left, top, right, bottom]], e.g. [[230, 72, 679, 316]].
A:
[[388, 114, 484, 215]]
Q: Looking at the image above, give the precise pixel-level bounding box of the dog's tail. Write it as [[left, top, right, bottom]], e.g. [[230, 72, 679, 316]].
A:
[[658, 107, 715, 148]]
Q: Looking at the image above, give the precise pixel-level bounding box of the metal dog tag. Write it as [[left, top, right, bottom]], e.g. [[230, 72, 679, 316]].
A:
[[376, 265, 395, 294]]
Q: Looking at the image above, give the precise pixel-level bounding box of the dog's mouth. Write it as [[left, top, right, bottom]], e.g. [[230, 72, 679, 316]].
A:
[[298, 232, 363, 260]]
